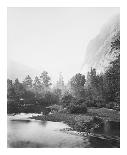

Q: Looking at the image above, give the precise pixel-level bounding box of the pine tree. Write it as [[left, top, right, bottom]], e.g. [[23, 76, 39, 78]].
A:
[[13, 78, 25, 99], [56, 72, 64, 90], [23, 75, 33, 89], [40, 71, 51, 89], [33, 76, 42, 93], [7, 79, 15, 98]]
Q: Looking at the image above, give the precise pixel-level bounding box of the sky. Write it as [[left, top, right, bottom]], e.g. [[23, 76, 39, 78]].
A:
[[7, 7, 119, 83]]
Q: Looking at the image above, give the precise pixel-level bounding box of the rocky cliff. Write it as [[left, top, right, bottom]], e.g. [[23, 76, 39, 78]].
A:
[[82, 14, 120, 74]]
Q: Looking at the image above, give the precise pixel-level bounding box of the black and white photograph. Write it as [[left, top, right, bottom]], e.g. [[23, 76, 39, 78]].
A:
[[7, 7, 120, 148]]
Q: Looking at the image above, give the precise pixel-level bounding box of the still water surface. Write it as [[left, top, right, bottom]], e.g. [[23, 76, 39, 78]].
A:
[[8, 113, 90, 148]]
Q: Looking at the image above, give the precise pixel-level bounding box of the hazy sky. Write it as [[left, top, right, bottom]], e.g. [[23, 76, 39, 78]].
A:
[[7, 7, 119, 83]]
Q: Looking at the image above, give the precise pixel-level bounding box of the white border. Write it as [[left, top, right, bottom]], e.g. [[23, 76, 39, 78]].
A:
[[0, 0, 126, 154]]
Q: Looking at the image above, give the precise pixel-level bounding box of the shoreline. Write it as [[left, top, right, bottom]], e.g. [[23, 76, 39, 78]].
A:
[[30, 112, 93, 131], [31, 112, 120, 148]]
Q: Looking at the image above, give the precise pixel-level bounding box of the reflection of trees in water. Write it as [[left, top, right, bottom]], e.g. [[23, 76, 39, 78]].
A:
[[82, 136, 90, 148], [88, 135, 120, 148], [8, 140, 49, 148], [39, 121, 47, 126], [11, 120, 31, 123]]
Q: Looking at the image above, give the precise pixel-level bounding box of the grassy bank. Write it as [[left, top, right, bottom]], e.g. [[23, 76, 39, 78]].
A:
[[31, 107, 120, 133], [32, 112, 93, 131], [87, 108, 120, 122]]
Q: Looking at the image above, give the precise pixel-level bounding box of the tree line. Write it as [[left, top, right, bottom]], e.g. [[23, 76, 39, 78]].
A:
[[7, 34, 120, 114]]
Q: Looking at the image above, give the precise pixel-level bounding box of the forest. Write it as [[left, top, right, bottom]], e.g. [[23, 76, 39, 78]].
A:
[[6, 7, 121, 148], [7, 33, 120, 114]]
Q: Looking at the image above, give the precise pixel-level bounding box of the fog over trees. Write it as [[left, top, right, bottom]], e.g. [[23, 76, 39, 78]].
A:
[[7, 13, 120, 114]]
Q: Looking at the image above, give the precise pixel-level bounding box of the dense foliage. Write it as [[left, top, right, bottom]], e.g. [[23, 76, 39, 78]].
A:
[[68, 99, 87, 114], [7, 29, 120, 113]]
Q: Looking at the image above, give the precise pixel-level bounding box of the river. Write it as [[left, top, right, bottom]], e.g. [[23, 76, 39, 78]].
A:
[[7, 113, 120, 148], [7, 113, 90, 148]]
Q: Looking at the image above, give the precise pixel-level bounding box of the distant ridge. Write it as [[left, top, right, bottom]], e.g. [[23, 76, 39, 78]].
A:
[[7, 60, 40, 82]]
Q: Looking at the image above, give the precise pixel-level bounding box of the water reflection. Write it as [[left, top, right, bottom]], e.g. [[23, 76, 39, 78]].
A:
[[11, 120, 31, 123], [39, 121, 47, 126], [7, 113, 120, 148], [8, 115, 88, 148]]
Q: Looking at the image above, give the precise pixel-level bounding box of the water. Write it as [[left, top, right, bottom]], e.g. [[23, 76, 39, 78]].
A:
[[7, 113, 90, 148], [7, 113, 120, 148]]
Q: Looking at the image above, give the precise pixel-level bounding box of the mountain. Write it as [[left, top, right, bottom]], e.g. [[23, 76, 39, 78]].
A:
[[7, 60, 40, 82], [81, 14, 120, 74]]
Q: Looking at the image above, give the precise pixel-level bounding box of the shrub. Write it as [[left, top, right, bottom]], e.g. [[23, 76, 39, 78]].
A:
[[69, 103, 87, 114], [106, 102, 120, 110], [59, 107, 69, 113], [91, 116, 104, 132], [7, 100, 19, 114], [61, 92, 74, 107], [74, 120, 90, 132], [68, 99, 87, 114], [46, 104, 62, 114], [84, 100, 94, 107], [113, 104, 120, 111], [74, 116, 104, 133]]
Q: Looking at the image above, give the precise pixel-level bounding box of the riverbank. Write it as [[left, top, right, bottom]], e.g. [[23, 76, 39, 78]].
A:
[[31, 107, 120, 148], [8, 107, 120, 148], [31, 112, 93, 131], [31, 107, 120, 133]]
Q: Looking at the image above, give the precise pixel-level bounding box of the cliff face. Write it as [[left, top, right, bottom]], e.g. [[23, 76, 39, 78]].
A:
[[82, 14, 120, 74]]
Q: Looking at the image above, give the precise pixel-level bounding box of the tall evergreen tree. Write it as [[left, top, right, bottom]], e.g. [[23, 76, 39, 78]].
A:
[[33, 76, 42, 93], [23, 75, 33, 89], [40, 71, 51, 89], [56, 73, 64, 88], [13, 78, 25, 99], [7, 79, 15, 98]]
